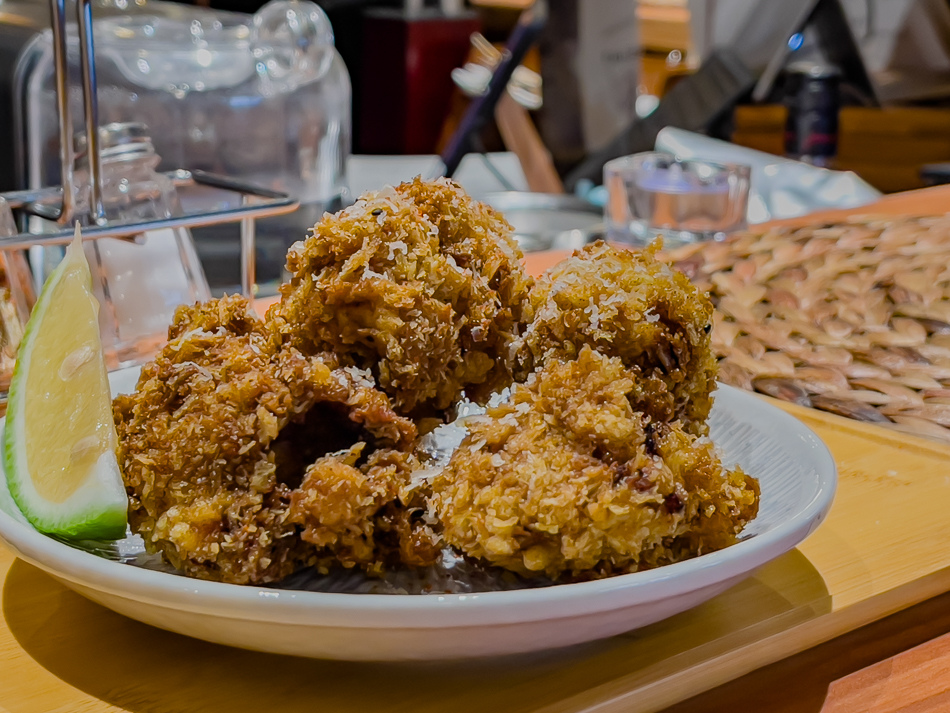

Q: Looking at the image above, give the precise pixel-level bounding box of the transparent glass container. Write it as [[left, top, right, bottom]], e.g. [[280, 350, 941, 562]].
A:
[[35, 122, 211, 369], [604, 152, 751, 248], [72, 122, 181, 222], [23, 0, 351, 294]]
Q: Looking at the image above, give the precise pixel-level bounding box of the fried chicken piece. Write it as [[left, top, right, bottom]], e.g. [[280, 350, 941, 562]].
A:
[[114, 295, 437, 584], [517, 241, 717, 435], [289, 446, 440, 575], [429, 346, 758, 579], [269, 177, 533, 415]]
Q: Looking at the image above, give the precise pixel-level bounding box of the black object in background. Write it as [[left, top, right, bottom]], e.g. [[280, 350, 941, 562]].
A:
[[0, 22, 39, 192], [438, 0, 547, 179], [317, 0, 402, 154], [751, 0, 875, 105], [783, 63, 841, 167], [533, 2, 582, 174], [921, 164, 950, 187]]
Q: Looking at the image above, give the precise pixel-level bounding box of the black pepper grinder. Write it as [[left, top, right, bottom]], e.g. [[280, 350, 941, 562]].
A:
[[783, 62, 841, 169]]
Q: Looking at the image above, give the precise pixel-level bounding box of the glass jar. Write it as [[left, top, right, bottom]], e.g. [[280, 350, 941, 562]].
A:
[[72, 122, 181, 222], [37, 122, 211, 369], [23, 0, 351, 295]]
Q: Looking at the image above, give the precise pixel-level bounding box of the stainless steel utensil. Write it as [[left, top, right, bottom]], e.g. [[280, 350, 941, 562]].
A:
[[484, 192, 602, 252]]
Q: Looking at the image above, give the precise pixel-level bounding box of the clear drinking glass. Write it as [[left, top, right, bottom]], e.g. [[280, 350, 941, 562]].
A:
[[604, 152, 751, 248]]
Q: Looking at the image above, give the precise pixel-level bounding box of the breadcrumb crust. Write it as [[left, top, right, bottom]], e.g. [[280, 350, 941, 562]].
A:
[[517, 241, 717, 435], [114, 296, 438, 584], [113, 185, 759, 587], [269, 177, 533, 414], [430, 347, 759, 579]]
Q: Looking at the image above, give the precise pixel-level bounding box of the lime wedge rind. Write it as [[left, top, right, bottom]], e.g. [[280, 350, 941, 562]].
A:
[[0, 449, 30, 526], [5, 430, 126, 538], [2, 229, 128, 540], [0, 248, 68, 529]]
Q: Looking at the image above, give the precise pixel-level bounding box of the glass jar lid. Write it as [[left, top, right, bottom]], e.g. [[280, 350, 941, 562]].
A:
[[73, 122, 156, 167]]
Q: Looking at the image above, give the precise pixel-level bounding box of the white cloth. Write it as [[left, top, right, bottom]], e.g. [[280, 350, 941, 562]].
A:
[[656, 127, 881, 223]]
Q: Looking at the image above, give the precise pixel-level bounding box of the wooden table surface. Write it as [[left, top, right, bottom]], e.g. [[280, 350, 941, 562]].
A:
[[6, 399, 950, 713], [5, 186, 950, 713], [644, 184, 950, 713]]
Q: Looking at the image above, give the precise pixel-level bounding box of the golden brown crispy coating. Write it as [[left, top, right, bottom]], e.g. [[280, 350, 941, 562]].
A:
[[289, 445, 440, 575], [114, 295, 437, 584], [269, 177, 533, 415], [517, 241, 717, 435], [429, 347, 758, 579]]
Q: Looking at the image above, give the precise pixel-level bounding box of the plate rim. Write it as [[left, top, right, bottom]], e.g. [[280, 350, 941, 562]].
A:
[[0, 382, 837, 628]]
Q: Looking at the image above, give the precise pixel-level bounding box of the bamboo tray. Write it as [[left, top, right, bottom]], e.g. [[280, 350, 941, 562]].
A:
[[2, 402, 950, 713]]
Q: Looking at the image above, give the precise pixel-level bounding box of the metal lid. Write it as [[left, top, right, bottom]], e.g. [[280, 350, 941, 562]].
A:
[[73, 122, 155, 165], [785, 61, 841, 79]]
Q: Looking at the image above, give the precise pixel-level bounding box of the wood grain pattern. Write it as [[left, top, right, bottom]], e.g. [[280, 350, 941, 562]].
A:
[[5, 188, 950, 712], [3, 404, 950, 713], [822, 632, 950, 713], [665, 586, 950, 712]]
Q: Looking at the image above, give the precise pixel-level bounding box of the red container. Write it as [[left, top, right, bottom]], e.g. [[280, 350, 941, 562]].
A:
[[360, 8, 480, 155]]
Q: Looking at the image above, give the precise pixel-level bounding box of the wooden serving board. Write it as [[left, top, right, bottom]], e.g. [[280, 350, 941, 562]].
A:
[[2, 402, 950, 713], [6, 187, 950, 712]]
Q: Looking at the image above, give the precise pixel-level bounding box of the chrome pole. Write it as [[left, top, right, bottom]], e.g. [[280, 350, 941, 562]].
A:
[[77, 0, 105, 224], [240, 195, 256, 298], [49, 0, 74, 224]]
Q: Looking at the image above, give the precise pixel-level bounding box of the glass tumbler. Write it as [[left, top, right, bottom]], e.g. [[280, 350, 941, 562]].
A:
[[604, 152, 750, 248]]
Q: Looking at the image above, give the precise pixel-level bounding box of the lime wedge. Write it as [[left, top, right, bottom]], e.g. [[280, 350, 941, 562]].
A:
[[3, 225, 127, 539]]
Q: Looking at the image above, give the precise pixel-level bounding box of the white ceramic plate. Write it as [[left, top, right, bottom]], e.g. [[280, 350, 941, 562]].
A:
[[0, 368, 836, 661]]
